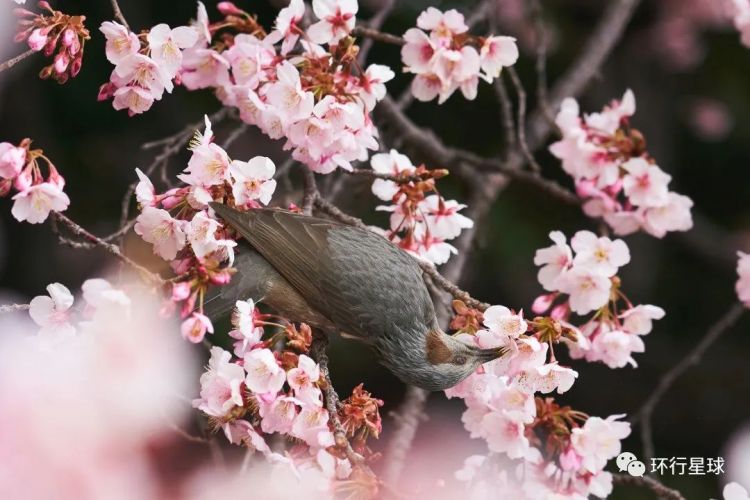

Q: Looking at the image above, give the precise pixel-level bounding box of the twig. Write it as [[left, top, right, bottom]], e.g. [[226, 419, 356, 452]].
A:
[[301, 167, 317, 215], [109, 0, 131, 30], [357, 0, 395, 65], [506, 67, 543, 173], [309, 333, 374, 477], [612, 473, 686, 500], [0, 49, 35, 74], [347, 168, 447, 184], [417, 262, 490, 311], [0, 304, 30, 314], [221, 123, 249, 150], [529, 0, 556, 131], [52, 212, 164, 285], [525, 0, 642, 150], [493, 74, 516, 157], [352, 26, 404, 46], [634, 302, 745, 464]]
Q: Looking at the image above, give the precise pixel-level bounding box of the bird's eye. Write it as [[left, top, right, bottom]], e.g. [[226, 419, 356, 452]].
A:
[[453, 355, 467, 365]]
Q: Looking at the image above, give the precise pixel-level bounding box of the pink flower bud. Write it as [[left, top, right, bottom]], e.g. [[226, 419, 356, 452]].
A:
[[97, 82, 116, 101], [171, 282, 191, 302], [161, 193, 182, 209], [61, 28, 75, 47], [69, 55, 82, 77], [13, 167, 33, 192], [14, 30, 31, 43], [550, 302, 570, 321], [171, 258, 193, 275], [209, 270, 232, 285], [575, 179, 598, 198], [47, 164, 65, 189], [53, 52, 69, 74], [38, 1, 53, 12], [38, 65, 54, 80], [27, 28, 48, 51], [13, 8, 36, 17], [0, 179, 12, 198], [217, 2, 243, 15], [532, 293, 556, 314]]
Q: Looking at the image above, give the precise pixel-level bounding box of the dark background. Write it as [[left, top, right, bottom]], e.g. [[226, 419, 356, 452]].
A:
[[1, 1, 749, 497]]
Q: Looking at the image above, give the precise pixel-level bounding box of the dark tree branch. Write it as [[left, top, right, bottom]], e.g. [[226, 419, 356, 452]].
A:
[[109, 0, 131, 30], [612, 473, 686, 500], [634, 302, 745, 463], [0, 49, 36, 74]]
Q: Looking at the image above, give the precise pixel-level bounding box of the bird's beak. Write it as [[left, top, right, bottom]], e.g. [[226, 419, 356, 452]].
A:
[[477, 347, 506, 363]]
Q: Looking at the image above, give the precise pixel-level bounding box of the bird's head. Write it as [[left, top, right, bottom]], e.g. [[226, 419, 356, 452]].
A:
[[375, 326, 504, 391]]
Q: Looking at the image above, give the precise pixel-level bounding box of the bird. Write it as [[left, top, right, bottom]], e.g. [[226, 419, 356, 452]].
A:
[[205, 203, 504, 391]]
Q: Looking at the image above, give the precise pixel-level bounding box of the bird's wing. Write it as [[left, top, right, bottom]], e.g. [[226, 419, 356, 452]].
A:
[[210, 204, 362, 335]]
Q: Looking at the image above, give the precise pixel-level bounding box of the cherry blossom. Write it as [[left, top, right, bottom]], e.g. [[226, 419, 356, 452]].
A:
[[100, 21, 139, 64], [134, 206, 187, 260], [147, 23, 198, 74], [587, 327, 644, 368], [291, 407, 335, 448], [229, 299, 264, 356], [370, 149, 414, 201], [570, 230, 630, 277], [549, 90, 693, 237], [134, 168, 156, 206], [229, 157, 277, 207], [620, 304, 666, 335], [181, 312, 214, 343], [307, 0, 358, 45], [193, 347, 246, 418], [0, 142, 26, 179], [244, 348, 286, 394], [11, 182, 70, 224], [518, 363, 578, 394], [737, 252, 750, 308], [402, 7, 518, 104], [287, 354, 322, 407], [268, 0, 306, 54], [28, 283, 76, 338], [534, 231, 573, 291], [556, 267, 611, 315], [570, 414, 631, 473], [259, 395, 300, 434]]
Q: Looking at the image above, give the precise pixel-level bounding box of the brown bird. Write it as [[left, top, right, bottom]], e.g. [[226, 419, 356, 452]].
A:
[[205, 204, 503, 391]]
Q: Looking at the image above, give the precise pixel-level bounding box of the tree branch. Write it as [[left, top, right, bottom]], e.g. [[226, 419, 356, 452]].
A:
[[301, 167, 317, 216], [0, 49, 36, 74], [109, 0, 131, 30], [357, 0, 396, 65], [352, 26, 404, 46], [634, 302, 745, 463], [0, 304, 30, 314], [52, 212, 164, 285], [612, 473, 685, 500]]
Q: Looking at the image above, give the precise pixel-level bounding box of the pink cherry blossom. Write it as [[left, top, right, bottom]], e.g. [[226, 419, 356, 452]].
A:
[[244, 348, 286, 394], [358, 64, 395, 111], [570, 414, 631, 473], [115, 53, 173, 99], [259, 395, 300, 434], [479, 36, 519, 79], [621, 158, 671, 207], [589, 327, 644, 368], [181, 48, 231, 90], [401, 28, 436, 74], [736, 252, 750, 308], [370, 149, 414, 201], [557, 267, 612, 315], [81, 278, 131, 313], [420, 195, 474, 240], [417, 7, 467, 36], [99, 21, 140, 64], [269, 0, 305, 54], [28, 282, 75, 338], [222, 420, 271, 454], [229, 157, 277, 207], [181, 312, 214, 343], [264, 61, 315, 124], [479, 410, 531, 458], [134, 168, 156, 206], [147, 24, 198, 75], [306, 0, 358, 45], [27, 28, 47, 51], [534, 231, 572, 291], [193, 347, 245, 418], [229, 299, 264, 356], [586, 89, 636, 135], [316, 449, 353, 480], [134, 206, 187, 260], [571, 230, 630, 277], [0, 142, 26, 179], [517, 363, 578, 394], [112, 85, 156, 115], [482, 305, 527, 340], [287, 354, 322, 407], [620, 304, 666, 335], [11, 182, 70, 224], [186, 211, 237, 262], [642, 192, 694, 237], [291, 407, 335, 448]]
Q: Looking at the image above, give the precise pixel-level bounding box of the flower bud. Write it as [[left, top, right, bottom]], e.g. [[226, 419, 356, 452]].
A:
[[0, 179, 12, 198], [53, 52, 70, 74], [550, 302, 569, 321], [70, 55, 83, 77], [532, 293, 556, 314], [217, 2, 243, 15], [13, 167, 33, 192], [209, 269, 232, 285], [38, 1, 53, 12], [61, 28, 75, 47], [97, 82, 116, 101], [27, 28, 48, 51], [171, 282, 192, 302], [47, 164, 65, 189]]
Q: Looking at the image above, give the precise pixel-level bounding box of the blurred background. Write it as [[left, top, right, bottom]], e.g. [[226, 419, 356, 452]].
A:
[[1, 0, 749, 497]]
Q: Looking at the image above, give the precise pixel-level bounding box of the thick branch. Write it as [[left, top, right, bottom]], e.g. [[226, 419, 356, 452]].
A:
[[0, 49, 35, 74], [301, 167, 317, 215], [634, 302, 745, 463], [612, 473, 685, 500], [0, 304, 30, 314]]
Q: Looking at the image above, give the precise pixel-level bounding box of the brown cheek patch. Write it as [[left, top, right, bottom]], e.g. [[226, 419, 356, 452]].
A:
[[426, 329, 452, 365]]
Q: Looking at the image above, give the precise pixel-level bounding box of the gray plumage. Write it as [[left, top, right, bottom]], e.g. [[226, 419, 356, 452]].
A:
[[206, 204, 503, 391]]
